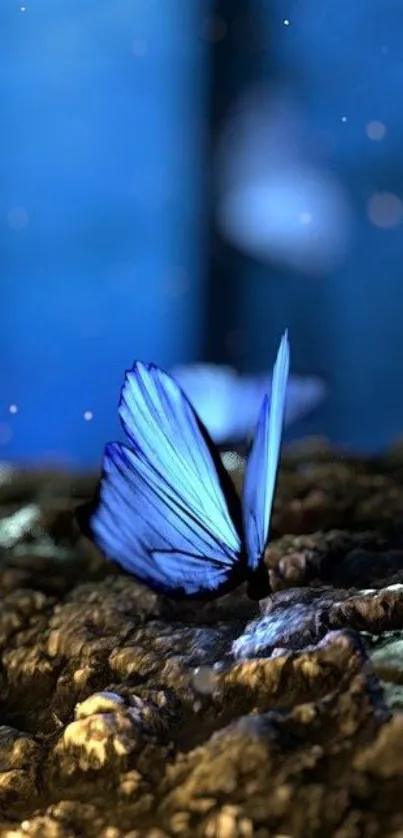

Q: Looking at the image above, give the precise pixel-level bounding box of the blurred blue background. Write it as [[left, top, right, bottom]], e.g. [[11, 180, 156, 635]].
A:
[[1, 0, 403, 467]]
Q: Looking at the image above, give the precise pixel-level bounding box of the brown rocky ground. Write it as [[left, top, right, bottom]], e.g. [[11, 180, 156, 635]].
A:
[[0, 440, 403, 837]]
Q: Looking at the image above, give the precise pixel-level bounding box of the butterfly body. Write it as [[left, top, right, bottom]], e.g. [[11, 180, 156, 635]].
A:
[[78, 333, 290, 601]]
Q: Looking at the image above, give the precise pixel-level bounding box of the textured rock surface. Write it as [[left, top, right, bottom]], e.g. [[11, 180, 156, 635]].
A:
[[0, 443, 403, 836]]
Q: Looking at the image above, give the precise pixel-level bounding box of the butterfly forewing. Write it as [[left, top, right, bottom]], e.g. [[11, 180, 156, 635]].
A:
[[87, 364, 244, 598], [243, 332, 290, 571], [119, 364, 241, 543]]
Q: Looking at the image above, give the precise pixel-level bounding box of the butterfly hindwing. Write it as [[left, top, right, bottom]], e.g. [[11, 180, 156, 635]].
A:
[[243, 332, 290, 571], [85, 364, 244, 598]]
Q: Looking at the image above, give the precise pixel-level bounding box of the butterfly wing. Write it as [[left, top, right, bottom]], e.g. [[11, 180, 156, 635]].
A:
[[243, 331, 290, 571], [80, 363, 244, 598]]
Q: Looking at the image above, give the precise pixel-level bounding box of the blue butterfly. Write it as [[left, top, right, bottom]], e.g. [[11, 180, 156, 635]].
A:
[[78, 332, 290, 601]]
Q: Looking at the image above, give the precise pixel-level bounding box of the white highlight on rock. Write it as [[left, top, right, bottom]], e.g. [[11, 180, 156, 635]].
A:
[[75, 691, 125, 720], [192, 666, 218, 695]]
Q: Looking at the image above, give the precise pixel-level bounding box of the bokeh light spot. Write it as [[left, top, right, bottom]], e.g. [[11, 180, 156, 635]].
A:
[[366, 121, 386, 141], [83, 411, 93, 421], [9, 404, 18, 415], [367, 192, 403, 229]]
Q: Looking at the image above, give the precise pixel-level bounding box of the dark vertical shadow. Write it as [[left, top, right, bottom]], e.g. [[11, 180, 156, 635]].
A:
[[204, 0, 268, 365]]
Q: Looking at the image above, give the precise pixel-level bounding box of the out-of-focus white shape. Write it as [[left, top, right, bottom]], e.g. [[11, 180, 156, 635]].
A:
[[9, 404, 18, 414], [0, 505, 40, 548], [216, 85, 352, 275], [365, 120, 386, 141], [221, 451, 243, 472], [219, 172, 349, 274], [83, 410, 93, 421], [0, 463, 15, 485], [172, 363, 326, 445], [367, 192, 403, 229], [191, 666, 218, 695]]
